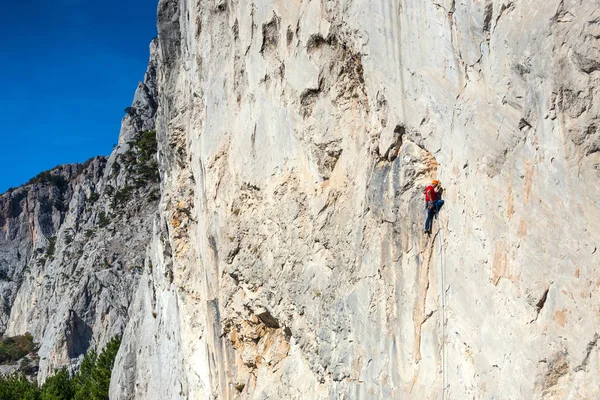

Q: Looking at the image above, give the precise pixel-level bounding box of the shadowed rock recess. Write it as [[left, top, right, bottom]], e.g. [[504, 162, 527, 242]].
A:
[[2, 0, 599, 399]]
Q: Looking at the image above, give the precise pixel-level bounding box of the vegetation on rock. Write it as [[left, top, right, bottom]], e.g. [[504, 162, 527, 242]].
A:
[[107, 130, 159, 208], [0, 335, 121, 400], [46, 237, 57, 259], [87, 192, 100, 204], [111, 186, 134, 207], [98, 212, 110, 228], [26, 172, 69, 192], [123, 130, 159, 187], [0, 334, 37, 364]]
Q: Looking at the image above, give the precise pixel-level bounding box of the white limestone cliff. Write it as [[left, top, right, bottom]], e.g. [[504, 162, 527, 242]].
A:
[[1, 0, 597, 398], [109, 0, 600, 399]]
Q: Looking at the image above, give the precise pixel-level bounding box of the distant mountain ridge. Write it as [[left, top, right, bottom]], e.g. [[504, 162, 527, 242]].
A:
[[0, 39, 160, 383]]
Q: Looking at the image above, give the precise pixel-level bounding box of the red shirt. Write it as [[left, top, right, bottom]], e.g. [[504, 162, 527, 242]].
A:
[[425, 185, 438, 202]]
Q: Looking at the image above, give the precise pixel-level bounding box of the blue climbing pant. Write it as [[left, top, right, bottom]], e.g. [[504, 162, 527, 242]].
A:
[[425, 200, 444, 232]]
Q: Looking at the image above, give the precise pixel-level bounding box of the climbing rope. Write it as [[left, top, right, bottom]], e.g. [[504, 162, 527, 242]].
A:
[[435, 213, 448, 399]]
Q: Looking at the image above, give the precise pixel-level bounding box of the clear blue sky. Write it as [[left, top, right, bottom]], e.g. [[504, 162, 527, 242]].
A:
[[0, 0, 159, 193]]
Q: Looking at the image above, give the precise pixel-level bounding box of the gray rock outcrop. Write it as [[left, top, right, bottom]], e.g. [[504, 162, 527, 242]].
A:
[[0, 40, 160, 382], [108, 0, 600, 399]]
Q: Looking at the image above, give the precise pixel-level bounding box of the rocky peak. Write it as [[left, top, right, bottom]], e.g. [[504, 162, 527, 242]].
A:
[[0, 41, 160, 383], [118, 39, 159, 147]]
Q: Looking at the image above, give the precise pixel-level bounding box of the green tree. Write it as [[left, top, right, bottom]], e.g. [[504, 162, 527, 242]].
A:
[[0, 333, 37, 364], [73, 336, 121, 400], [40, 368, 74, 400], [72, 348, 96, 400], [0, 373, 39, 400], [0, 336, 121, 400]]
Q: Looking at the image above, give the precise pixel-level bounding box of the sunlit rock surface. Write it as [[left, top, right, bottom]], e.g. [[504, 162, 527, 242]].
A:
[[109, 0, 600, 399]]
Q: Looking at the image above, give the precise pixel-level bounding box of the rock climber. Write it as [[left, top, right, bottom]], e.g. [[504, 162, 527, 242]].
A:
[[424, 179, 444, 234]]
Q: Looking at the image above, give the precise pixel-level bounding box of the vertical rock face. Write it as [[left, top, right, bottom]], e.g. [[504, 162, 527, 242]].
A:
[[0, 41, 160, 382], [102, 0, 598, 398]]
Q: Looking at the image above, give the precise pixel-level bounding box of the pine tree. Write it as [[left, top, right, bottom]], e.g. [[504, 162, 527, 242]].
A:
[[40, 368, 75, 400], [0, 335, 122, 399], [0, 373, 39, 400], [73, 336, 121, 400]]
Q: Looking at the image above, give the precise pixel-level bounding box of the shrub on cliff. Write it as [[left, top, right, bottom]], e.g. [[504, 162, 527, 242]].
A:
[[124, 106, 136, 116], [111, 186, 134, 207], [133, 130, 157, 164], [46, 237, 57, 259], [122, 130, 160, 186], [98, 212, 110, 228], [26, 171, 69, 192], [0, 333, 36, 364]]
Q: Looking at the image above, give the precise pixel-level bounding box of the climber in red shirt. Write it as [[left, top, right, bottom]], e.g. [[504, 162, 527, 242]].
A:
[[424, 179, 444, 234]]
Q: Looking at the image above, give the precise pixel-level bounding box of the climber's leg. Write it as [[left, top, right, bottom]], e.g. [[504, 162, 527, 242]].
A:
[[434, 200, 445, 218], [425, 209, 434, 233]]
